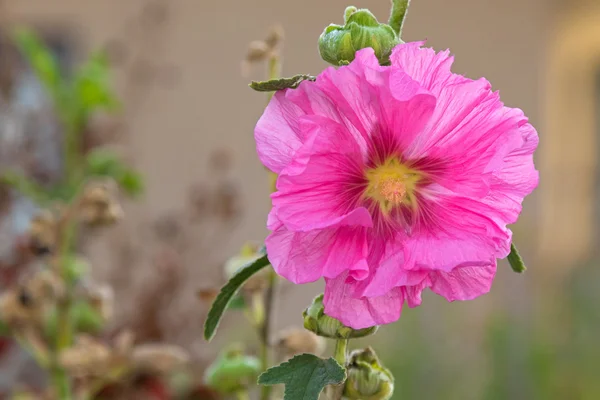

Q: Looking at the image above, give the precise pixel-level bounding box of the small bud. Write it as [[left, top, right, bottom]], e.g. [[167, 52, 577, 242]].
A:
[[318, 7, 399, 66], [275, 327, 326, 358], [78, 180, 123, 226], [303, 294, 378, 339], [344, 347, 394, 400], [204, 345, 261, 394], [28, 211, 57, 256]]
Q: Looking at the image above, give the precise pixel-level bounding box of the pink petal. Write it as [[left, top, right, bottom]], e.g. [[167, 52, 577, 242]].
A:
[[354, 235, 428, 298], [266, 216, 369, 284], [428, 263, 496, 301], [323, 272, 404, 329], [272, 116, 372, 231], [254, 90, 306, 173]]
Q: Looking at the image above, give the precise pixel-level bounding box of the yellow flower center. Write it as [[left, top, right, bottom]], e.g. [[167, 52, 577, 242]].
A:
[[364, 158, 422, 214]]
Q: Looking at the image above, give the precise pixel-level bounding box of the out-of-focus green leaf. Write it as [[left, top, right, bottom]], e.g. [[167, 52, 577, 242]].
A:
[[1, 171, 48, 204], [258, 354, 346, 400], [85, 149, 144, 197], [73, 51, 120, 114], [12, 28, 63, 103], [227, 293, 246, 310]]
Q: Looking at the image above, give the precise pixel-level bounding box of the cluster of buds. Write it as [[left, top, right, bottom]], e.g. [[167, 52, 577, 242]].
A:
[[241, 25, 284, 76], [77, 180, 123, 226], [318, 6, 400, 66]]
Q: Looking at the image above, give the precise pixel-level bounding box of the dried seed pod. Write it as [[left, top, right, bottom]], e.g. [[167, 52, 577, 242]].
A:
[[131, 343, 190, 374], [265, 25, 284, 49], [245, 41, 270, 63], [28, 211, 57, 256], [78, 180, 124, 226], [275, 328, 326, 358], [87, 284, 114, 322], [59, 335, 113, 378], [0, 287, 44, 328]]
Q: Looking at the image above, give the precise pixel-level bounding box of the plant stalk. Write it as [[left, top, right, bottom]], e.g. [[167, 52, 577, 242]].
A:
[[328, 339, 349, 400]]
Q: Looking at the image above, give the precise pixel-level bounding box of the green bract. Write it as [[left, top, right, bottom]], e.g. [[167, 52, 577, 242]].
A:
[[303, 294, 378, 339], [318, 7, 400, 66]]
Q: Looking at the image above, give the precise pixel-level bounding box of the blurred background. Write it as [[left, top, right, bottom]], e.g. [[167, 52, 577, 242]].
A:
[[0, 0, 598, 398]]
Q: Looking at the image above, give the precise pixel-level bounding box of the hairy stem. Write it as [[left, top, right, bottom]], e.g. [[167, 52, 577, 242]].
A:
[[389, 0, 411, 37]]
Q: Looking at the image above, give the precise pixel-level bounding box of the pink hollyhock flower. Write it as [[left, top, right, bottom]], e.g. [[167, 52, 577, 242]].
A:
[[255, 42, 538, 329]]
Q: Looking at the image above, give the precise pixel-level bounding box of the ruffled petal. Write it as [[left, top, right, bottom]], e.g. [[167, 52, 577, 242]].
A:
[[323, 272, 404, 329], [272, 116, 372, 231], [266, 216, 369, 284], [428, 263, 496, 301]]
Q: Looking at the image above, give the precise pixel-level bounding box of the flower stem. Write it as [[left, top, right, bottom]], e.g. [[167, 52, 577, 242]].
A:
[[333, 339, 348, 366], [389, 0, 411, 37], [259, 269, 278, 400], [328, 339, 349, 400]]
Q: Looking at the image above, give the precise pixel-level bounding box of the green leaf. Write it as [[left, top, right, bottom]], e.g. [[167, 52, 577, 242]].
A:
[[258, 354, 346, 400], [1, 171, 48, 204], [204, 254, 270, 341], [73, 51, 120, 114], [507, 243, 527, 273], [85, 149, 144, 197], [249, 74, 316, 92], [12, 28, 63, 103]]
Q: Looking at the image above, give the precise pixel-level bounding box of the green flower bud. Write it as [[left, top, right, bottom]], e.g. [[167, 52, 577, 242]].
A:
[[344, 347, 394, 400], [204, 345, 261, 394], [303, 294, 378, 339], [319, 7, 400, 66]]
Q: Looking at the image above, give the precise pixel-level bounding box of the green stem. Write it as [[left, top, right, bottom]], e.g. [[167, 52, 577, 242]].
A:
[[328, 339, 349, 400], [51, 205, 80, 399], [50, 365, 72, 400], [259, 269, 278, 400], [389, 0, 411, 37], [266, 54, 281, 101], [333, 339, 348, 367]]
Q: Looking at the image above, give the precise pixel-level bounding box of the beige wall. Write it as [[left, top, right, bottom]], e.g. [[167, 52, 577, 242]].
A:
[[3, 0, 553, 355]]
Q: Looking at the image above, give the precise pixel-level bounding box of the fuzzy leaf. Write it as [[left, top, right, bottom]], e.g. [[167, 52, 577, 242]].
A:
[[258, 354, 346, 400], [507, 243, 527, 273], [249, 75, 316, 92], [204, 254, 270, 341]]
